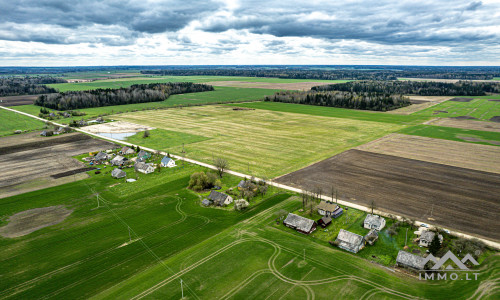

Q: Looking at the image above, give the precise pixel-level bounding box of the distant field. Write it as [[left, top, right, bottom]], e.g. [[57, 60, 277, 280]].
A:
[[11, 87, 280, 124], [399, 125, 500, 146], [427, 118, 500, 133], [114, 105, 403, 178], [48, 76, 346, 92], [0, 108, 45, 136], [414, 97, 500, 121], [229, 101, 428, 124]]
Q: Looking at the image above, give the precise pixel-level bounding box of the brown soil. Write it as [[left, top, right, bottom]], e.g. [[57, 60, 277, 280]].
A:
[[0, 94, 47, 107], [0, 206, 73, 238], [204, 81, 334, 91], [0, 132, 117, 198], [457, 136, 500, 146], [276, 149, 500, 241], [489, 116, 500, 123], [355, 133, 500, 174], [488, 99, 500, 102], [451, 116, 478, 120], [449, 98, 473, 102], [50, 167, 97, 179], [430, 118, 500, 133]]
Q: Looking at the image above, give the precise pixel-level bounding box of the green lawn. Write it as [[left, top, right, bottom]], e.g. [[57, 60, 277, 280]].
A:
[[49, 76, 348, 92], [114, 105, 404, 178], [399, 125, 500, 146], [414, 97, 500, 121], [126, 129, 211, 150], [11, 87, 281, 124], [229, 101, 429, 124], [0, 108, 45, 136]]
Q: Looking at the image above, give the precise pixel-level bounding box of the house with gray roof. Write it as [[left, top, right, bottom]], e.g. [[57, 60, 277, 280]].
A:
[[396, 250, 425, 271], [110, 155, 128, 166], [121, 146, 135, 155], [111, 168, 126, 179], [93, 152, 109, 163], [419, 230, 443, 247], [137, 150, 151, 160], [283, 213, 317, 234], [363, 214, 386, 231], [134, 162, 155, 174], [202, 199, 212, 206], [317, 201, 343, 218], [208, 191, 233, 207], [335, 229, 365, 253], [161, 156, 176, 168], [364, 229, 379, 245]]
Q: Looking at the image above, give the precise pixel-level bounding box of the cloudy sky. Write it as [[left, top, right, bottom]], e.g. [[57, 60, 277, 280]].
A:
[[0, 0, 499, 66]]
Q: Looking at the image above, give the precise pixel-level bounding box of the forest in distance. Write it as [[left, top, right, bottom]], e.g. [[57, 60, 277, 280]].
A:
[[0, 77, 66, 96], [312, 80, 500, 96], [34, 82, 214, 110]]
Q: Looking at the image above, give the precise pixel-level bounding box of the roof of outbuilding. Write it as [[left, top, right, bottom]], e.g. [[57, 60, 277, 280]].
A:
[[134, 162, 152, 171], [396, 250, 425, 270], [94, 152, 108, 160], [161, 156, 173, 163], [111, 168, 126, 178], [208, 190, 229, 203], [336, 229, 364, 250], [364, 214, 385, 227], [284, 213, 315, 232], [317, 201, 339, 212]]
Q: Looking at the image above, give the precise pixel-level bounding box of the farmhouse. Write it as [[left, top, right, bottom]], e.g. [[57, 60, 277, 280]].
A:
[[93, 152, 109, 163], [111, 168, 126, 179], [317, 201, 343, 218], [161, 156, 176, 168], [137, 150, 151, 160], [134, 162, 155, 174], [396, 250, 425, 271], [419, 230, 443, 247], [364, 229, 379, 245], [208, 191, 233, 207], [364, 214, 386, 231], [110, 155, 128, 166], [335, 229, 365, 253], [40, 130, 53, 136], [317, 216, 332, 228], [121, 146, 135, 155], [283, 213, 317, 234]]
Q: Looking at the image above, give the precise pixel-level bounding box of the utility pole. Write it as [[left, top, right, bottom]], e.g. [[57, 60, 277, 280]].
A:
[[430, 204, 434, 218], [96, 194, 100, 209], [180, 279, 184, 299], [128, 226, 132, 242]]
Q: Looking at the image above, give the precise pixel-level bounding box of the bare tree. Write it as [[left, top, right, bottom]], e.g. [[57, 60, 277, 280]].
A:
[[213, 157, 229, 178], [370, 200, 376, 215]]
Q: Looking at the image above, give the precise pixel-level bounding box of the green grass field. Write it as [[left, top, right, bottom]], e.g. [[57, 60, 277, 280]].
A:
[[49, 76, 348, 92], [11, 87, 281, 124], [0, 108, 45, 136], [414, 98, 500, 121], [114, 105, 404, 178], [399, 125, 500, 146], [0, 161, 496, 299]]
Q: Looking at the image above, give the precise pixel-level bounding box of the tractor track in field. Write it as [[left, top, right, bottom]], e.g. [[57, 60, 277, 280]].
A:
[[0, 197, 204, 300]]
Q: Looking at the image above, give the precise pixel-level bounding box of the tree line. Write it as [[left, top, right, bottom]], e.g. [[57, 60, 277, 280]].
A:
[[312, 80, 500, 96], [265, 90, 411, 111], [34, 82, 214, 110], [0, 76, 65, 96]]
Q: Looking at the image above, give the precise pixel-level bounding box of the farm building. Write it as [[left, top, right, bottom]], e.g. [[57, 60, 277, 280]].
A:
[[419, 230, 443, 247], [364, 229, 379, 245], [40, 130, 53, 136], [208, 191, 233, 207], [335, 229, 365, 253], [396, 250, 425, 271], [121, 146, 135, 155], [93, 152, 109, 163], [110, 155, 128, 166], [317, 216, 332, 228], [78, 120, 87, 126], [161, 156, 176, 168], [283, 213, 317, 234], [317, 201, 343, 218], [111, 168, 126, 179], [134, 162, 155, 174], [363, 214, 386, 231], [137, 150, 151, 160]]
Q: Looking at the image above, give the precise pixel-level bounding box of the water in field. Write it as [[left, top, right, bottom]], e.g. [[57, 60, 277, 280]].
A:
[[96, 132, 136, 140]]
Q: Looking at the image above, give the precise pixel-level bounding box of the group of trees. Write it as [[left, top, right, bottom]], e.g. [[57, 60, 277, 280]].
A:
[[265, 90, 410, 111], [312, 80, 500, 96], [34, 82, 214, 110], [188, 171, 222, 191], [0, 76, 65, 96]]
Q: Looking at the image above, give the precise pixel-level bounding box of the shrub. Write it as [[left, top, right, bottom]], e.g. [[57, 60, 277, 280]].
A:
[[188, 171, 218, 191]]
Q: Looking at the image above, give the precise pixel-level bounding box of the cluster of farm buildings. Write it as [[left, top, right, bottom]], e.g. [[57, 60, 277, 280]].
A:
[[282, 199, 445, 272]]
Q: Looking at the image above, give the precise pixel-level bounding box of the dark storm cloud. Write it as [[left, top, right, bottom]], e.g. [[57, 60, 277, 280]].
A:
[[0, 0, 220, 45]]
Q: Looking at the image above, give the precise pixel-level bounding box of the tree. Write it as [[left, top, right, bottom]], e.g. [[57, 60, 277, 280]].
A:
[[429, 233, 441, 255], [369, 200, 376, 215], [387, 228, 397, 240], [213, 157, 229, 178], [143, 130, 150, 138]]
